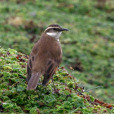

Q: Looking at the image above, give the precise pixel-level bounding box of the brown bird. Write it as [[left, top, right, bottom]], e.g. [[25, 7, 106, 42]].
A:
[[27, 24, 68, 90]]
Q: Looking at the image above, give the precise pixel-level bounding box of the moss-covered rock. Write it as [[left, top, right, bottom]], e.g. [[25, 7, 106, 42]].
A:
[[0, 48, 113, 113], [0, 0, 114, 103]]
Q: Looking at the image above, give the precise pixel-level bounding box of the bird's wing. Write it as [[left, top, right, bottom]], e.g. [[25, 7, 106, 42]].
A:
[[42, 56, 62, 86], [27, 54, 35, 82], [27, 40, 40, 83], [27, 53, 42, 90]]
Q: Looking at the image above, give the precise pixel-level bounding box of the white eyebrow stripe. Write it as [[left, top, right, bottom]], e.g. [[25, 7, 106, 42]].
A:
[[45, 27, 60, 31]]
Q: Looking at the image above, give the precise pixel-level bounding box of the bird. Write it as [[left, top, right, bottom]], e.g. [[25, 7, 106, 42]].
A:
[[27, 24, 68, 90]]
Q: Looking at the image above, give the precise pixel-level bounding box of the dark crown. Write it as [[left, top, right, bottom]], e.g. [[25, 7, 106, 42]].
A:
[[48, 24, 61, 28], [45, 24, 68, 32]]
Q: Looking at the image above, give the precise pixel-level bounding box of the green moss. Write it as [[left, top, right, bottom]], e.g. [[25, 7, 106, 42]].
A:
[[0, 48, 113, 113], [0, 0, 114, 112]]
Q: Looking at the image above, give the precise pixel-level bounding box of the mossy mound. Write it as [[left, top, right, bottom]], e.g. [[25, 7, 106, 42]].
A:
[[0, 0, 114, 103], [0, 48, 113, 113]]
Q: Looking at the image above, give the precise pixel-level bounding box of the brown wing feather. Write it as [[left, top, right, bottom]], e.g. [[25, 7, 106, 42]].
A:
[[42, 61, 57, 85], [42, 57, 62, 86], [27, 56, 34, 82]]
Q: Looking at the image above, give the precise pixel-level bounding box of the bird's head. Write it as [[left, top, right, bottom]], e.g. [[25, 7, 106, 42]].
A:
[[44, 24, 68, 40]]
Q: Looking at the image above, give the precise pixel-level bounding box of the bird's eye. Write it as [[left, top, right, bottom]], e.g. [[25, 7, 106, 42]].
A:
[[53, 28, 57, 31], [53, 28, 60, 31]]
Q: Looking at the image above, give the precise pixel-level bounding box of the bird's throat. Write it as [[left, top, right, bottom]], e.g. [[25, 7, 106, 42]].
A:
[[46, 32, 62, 41]]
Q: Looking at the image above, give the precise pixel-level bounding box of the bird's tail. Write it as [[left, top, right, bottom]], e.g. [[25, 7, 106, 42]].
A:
[[27, 72, 41, 90]]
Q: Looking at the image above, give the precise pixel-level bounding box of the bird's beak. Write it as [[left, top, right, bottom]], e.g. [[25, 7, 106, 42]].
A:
[[60, 28, 69, 31]]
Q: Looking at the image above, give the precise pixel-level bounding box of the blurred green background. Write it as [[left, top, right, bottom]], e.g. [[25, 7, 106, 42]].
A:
[[0, 0, 114, 103]]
